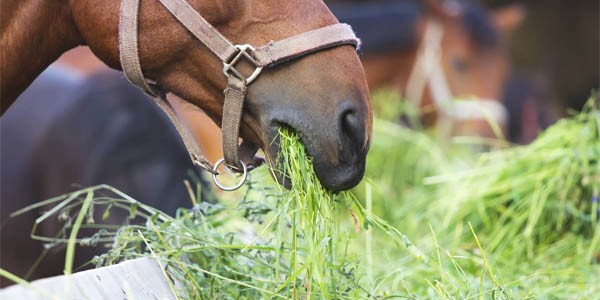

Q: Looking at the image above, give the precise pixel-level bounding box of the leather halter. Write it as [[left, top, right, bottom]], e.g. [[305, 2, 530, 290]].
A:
[[404, 20, 508, 138], [118, 0, 360, 190]]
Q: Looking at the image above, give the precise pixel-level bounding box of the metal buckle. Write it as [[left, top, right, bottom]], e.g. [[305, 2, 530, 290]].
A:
[[223, 44, 263, 85], [211, 158, 248, 191]]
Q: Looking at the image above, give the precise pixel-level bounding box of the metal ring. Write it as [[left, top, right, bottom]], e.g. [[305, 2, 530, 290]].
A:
[[222, 44, 263, 85], [211, 158, 248, 191]]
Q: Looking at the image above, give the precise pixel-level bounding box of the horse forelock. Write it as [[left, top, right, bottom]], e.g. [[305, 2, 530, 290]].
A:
[[461, 1, 501, 49]]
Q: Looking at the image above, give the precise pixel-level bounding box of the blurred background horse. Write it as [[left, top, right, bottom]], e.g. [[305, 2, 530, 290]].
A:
[[330, 0, 525, 140], [329, 0, 598, 142]]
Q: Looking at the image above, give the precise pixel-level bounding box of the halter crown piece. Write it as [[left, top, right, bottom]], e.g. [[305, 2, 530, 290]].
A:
[[118, 0, 360, 190]]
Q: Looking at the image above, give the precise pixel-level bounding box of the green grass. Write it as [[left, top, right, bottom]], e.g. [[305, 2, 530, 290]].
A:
[[3, 96, 598, 299], [350, 95, 599, 299], [86, 127, 432, 299]]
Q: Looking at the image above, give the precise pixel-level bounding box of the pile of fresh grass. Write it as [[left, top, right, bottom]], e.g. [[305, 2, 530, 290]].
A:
[[88, 128, 420, 299], [432, 99, 599, 249], [351, 96, 599, 298], [5, 95, 598, 299], [426, 98, 600, 297]]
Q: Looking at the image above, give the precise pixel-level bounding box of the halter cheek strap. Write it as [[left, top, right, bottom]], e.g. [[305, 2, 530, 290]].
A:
[[119, 0, 359, 190], [404, 20, 508, 138], [120, 0, 215, 174]]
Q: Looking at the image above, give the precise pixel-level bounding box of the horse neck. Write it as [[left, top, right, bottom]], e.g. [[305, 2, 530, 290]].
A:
[[0, 1, 82, 113]]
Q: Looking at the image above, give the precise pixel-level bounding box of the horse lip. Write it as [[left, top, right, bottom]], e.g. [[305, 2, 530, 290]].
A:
[[312, 152, 366, 191], [238, 140, 265, 170], [245, 154, 266, 171]]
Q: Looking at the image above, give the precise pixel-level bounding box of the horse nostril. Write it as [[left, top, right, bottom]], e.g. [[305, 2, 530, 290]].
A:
[[341, 108, 362, 144]]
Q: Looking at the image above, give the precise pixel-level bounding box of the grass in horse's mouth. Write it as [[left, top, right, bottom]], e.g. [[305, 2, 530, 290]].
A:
[[265, 126, 312, 189], [97, 127, 405, 298], [48, 127, 408, 299]]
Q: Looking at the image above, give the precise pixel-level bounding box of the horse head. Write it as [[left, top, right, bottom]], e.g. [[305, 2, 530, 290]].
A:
[[69, 0, 372, 191], [419, 0, 525, 138]]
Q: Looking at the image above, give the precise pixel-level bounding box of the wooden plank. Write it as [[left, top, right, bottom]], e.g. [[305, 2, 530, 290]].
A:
[[0, 257, 177, 299]]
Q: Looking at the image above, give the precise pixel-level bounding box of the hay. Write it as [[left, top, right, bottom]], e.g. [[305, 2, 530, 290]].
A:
[[4, 96, 598, 299], [353, 96, 599, 298], [91, 128, 412, 299]]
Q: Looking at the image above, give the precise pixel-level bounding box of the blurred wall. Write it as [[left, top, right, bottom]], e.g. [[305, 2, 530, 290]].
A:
[[477, 0, 598, 111]]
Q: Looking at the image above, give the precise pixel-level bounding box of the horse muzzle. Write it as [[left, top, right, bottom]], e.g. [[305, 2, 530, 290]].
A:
[[262, 98, 370, 192]]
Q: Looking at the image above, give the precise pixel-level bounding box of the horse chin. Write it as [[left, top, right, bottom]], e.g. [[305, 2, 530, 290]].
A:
[[312, 154, 366, 192]]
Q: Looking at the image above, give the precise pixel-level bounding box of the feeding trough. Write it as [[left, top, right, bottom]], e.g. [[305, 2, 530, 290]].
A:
[[0, 258, 176, 299]]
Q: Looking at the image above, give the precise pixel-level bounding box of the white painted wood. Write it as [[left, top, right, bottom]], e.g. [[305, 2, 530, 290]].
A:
[[0, 258, 177, 300]]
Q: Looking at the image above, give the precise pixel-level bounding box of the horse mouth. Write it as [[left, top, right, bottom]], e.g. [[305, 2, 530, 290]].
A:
[[262, 124, 366, 192]]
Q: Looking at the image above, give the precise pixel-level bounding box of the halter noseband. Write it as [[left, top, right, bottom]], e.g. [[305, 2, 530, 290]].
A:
[[119, 0, 360, 190]]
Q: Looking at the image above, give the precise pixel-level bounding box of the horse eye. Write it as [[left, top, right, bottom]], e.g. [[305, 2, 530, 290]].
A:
[[452, 58, 469, 73]]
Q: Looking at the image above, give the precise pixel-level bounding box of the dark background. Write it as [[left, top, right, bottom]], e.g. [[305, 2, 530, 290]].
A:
[[485, 0, 599, 111]]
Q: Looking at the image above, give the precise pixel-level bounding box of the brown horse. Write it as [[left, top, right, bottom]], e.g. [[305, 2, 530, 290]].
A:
[[1, 0, 372, 192], [332, 0, 525, 139]]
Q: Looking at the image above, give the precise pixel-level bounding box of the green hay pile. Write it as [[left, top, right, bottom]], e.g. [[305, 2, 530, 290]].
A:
[[4, 96, 598, 299], [352, 96, 600, 298], [90, 128, 416, 299], [428, 99, 600, 297]]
